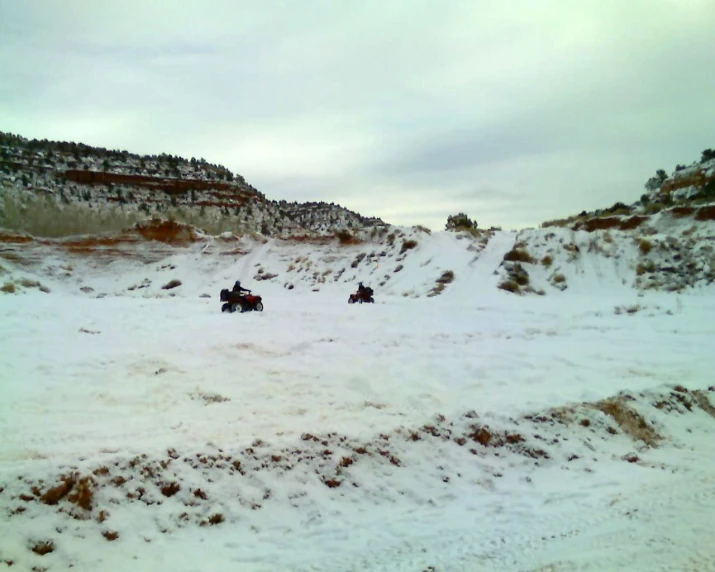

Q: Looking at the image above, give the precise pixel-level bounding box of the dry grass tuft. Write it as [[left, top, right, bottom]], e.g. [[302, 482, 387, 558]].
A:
[[30, 541, 54, 556], [614, 304, 641, 315], [469, 426, 493, 446], [68, 477, 94, 511], [551, 273, 566, 284], [638, 238, 653, 254], [102, 531, 119, 541], [335, 229, 361, 245], [190, 391, 230, 404], [503, 248, 534, 263], [497, 280, 521, 294], [436, 270, 455, 284], [40, 475, 76, 505], [161, 279, 182, 290], [19, 278, 41, 288], [1, 282, 16, 293], [427, 283, 446, 297], [400, 239, 418, 254], [541, 255, 553, 267], [597, 398, 661, 446]]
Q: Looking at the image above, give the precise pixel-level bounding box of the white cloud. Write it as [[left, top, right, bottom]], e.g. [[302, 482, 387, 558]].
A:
[[1, 0, 714, 229]]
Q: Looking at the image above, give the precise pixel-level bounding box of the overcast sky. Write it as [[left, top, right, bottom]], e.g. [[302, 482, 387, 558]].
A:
[[1, 1, 713, 229]]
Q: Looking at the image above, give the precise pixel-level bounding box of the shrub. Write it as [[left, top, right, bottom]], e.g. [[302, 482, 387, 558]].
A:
[[161, 279, 182, 290], [503, 248, 534, 263], [498, 280, 521, 293], [551, 273, 566, 284], [436, 270, 454, 284], [636, 261, 655, 275], [541, 255, 553, 267], [445, 212, 478, 232], [336, 229, 358, 245], [413, 225, 431, 234], [644, 202, 666, 215], [31, 540, 55, 555], [400, 239, 418, 254], [638, 239, 652, 254], [644, 169, 668, 192], [1, 282, 16, 293]]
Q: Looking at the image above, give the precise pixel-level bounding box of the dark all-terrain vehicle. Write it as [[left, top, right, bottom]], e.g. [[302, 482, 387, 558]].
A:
[[220, 288, 264, 313], [348, 285, 374, 304]]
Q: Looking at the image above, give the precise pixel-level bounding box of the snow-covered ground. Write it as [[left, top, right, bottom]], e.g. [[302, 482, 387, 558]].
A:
[[1, 227, 715, 571]]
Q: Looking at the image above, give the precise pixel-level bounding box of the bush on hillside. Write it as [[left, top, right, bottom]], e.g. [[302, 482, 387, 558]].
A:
[[445, 212, 478, 233], [400, 239, 418, 254], [644, 169, 668, 192]]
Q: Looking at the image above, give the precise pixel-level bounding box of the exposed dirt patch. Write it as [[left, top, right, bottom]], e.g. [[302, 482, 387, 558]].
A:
[[695, 205, 715, 221], [160, 482, 181, 497], [0, 231, 34, 244], [670, 206, 696, 218], [134, 219, 201, 245], [574, 216, 647, 232], [596, 398, 661, 447]]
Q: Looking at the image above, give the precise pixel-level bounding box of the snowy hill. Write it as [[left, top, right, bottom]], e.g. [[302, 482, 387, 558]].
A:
[[0, 131, 383, 237]]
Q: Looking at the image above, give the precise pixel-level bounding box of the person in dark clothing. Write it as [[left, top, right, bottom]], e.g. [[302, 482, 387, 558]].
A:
[[357, 281, 366, 293], [233, 280, 251, 295]]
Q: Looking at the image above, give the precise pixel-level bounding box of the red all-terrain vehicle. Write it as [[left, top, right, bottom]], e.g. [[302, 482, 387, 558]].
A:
[[348, 285, 374, 304], [220, 288, 264, 313]]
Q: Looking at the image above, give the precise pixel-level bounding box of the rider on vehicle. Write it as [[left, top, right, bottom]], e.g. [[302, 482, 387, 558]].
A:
[[233, 280, 251, 299]]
